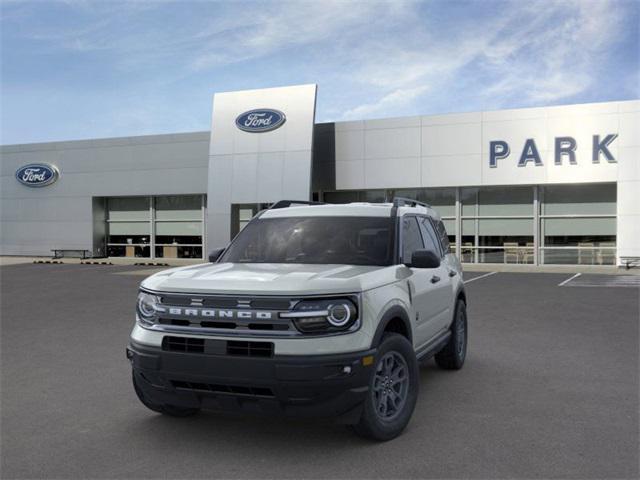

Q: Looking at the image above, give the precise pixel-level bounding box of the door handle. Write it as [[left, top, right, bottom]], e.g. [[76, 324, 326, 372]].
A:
[[430, 275, 441, 284], [448, 270, 457, 277]]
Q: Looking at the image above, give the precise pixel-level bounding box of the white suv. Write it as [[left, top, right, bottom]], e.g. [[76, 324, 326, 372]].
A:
[[128, 198, 467, 440]]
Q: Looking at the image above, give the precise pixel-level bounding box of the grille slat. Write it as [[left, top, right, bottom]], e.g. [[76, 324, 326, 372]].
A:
[[171, 380, 274, 398], [158, 317, 291, 333]]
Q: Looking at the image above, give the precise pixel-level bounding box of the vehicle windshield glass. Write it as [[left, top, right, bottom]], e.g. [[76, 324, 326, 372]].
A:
[[220, 216, 393, 266]]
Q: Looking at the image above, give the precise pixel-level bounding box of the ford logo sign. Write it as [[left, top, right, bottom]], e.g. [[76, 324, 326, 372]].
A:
[[15, 164, 60, 187], [235, 109, 286, 133]]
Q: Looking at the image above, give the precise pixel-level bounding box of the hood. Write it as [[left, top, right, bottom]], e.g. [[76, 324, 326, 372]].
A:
[[141, 262, 398, 295]]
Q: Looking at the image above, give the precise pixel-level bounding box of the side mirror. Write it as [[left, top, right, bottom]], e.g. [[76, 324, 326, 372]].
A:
[[208, 248, 225, 263], [406, 249, 440, 269]]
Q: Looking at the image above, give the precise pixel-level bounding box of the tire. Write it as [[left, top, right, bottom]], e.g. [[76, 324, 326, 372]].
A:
[[434, 300, 467, 370], [132, 372, 200, 417], [352, 333, 419, 441]]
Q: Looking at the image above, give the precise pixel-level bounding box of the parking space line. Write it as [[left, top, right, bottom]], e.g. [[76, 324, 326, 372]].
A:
[[558, 272, 581, 287], [464, 271, 497, 284]]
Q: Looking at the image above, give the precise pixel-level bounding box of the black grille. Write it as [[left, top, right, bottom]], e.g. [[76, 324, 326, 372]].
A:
[[249, 298, 292, 310], [162, 336, 274, 357], [200, 321, 236, 329], [162, 336, 204, 353], [171, 380, 274, 397], [227, 341, 274, 357]]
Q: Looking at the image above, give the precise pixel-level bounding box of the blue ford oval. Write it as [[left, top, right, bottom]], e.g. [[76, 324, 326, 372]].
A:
[[15, 164, 60, 187], [235, 109, 286, 133]]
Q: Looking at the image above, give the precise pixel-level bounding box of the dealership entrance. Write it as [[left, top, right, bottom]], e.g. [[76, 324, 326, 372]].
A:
[[95, 195, 206, 260]]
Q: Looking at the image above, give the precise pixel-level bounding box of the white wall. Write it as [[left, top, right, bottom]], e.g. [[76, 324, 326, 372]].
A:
[[616, 101, 640, 262], [334, 101, 630, 189], [207, 84, 317, 250], [0, 132, 210, 256]]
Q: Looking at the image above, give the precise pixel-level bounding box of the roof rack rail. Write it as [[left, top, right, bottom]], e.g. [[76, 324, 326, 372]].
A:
[[392, 197, 431, 209], [269, 200, 325, 210]]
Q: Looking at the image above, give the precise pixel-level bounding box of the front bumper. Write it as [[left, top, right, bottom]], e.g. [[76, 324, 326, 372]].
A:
[[128, 340, 376, 422]]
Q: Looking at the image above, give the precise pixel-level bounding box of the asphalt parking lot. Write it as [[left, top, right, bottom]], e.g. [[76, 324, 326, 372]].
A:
[[1, 263, 638, 479]]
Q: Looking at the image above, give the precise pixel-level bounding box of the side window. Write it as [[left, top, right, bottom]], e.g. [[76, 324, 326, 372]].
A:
[[402, 217, 424, 263], [435, 220, 451, 254], [418, 217, 442, 257]]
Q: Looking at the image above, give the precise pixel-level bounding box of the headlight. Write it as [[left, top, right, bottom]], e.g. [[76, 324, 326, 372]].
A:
[[281, 297, 358, 334], [136, 291, 160, 326]]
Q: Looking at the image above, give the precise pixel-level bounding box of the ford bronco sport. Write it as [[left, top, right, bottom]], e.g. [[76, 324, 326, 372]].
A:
[[128, 198, 467, 440]]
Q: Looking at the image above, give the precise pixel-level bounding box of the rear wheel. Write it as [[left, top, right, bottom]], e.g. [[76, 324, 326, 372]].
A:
[[132, 372, 200, 417], [435, 300, 467, 370], [352, 333, 419, 441]]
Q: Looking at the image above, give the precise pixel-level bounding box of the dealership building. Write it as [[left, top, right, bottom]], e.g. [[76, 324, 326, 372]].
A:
[[1, 84, 638, 266]]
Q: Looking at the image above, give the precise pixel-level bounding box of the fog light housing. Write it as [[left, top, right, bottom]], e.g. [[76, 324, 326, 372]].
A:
[[294, 316, 331, 333]]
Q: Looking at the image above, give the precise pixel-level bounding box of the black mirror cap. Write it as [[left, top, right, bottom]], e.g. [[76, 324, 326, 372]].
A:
[[208, 248, 225, 263], [407, 249, 441, 269]]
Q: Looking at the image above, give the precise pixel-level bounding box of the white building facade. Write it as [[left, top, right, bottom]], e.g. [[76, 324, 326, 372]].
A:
[[1, 84, 638, 266]]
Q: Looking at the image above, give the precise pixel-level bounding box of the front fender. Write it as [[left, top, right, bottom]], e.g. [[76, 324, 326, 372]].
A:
[[370, 304, 413, 348]]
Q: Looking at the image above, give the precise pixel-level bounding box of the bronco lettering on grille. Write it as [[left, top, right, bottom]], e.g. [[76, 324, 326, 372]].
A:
[[159, 307, 273, 320]]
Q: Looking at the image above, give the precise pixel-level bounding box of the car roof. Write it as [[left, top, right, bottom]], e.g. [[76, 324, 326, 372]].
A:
[[260, 202, 441, 220]]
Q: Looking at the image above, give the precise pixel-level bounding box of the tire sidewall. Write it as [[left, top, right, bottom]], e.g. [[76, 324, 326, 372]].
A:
[[360, 334, 419, 440], [453, 301, 467, 367]]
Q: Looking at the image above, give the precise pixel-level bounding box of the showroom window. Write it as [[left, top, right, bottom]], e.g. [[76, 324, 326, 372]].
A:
[[540, 184, 616, 265], [106, 195, 205, 259], [106, 197, 151, 258], [323, 190, 387, 204], [154, 195, 204, 259], [319, 183, 616, 265], [323, 188, 456, 252], [460, 187, 534, 264], [230, 203, 273, 238], [393, 188, 456, 252]]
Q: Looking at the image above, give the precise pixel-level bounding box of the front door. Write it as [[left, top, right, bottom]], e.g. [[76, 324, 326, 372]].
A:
[[418, 216, 455, 333], [400, 216, 453, 350]]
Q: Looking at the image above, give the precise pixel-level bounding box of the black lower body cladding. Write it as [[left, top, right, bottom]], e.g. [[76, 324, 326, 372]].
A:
[[128, 340, 376, 422]]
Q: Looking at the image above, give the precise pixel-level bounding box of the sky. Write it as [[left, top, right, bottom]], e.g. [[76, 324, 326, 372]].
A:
[[1, 0, 638, 145]]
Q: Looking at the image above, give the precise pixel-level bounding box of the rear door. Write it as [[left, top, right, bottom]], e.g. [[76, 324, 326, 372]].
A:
[[400, 216, 447, 348], [418, 216, 455, 333]]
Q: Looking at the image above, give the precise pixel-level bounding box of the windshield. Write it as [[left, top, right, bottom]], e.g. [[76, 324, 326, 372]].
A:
[[220, 216, 393, 266]]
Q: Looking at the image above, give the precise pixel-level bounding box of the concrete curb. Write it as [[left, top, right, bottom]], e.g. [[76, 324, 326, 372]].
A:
[[461, 263, 640, 275]]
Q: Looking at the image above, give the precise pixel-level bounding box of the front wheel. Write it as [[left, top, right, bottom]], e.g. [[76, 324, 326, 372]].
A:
[[434, 300, 467, 370], [352, 333, 419, 441]]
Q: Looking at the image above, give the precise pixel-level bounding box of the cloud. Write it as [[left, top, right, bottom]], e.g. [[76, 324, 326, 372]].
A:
[[478, 0, 627, 105], [342, 85, 429, 120], [187, 1, 409, 71], [338, 0, 633, 118], [1, 0, 636, 143]]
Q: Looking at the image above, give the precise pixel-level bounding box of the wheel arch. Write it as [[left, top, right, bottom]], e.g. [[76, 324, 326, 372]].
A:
[[456, 287, 467, 305], [371, 305, 413, 348]]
